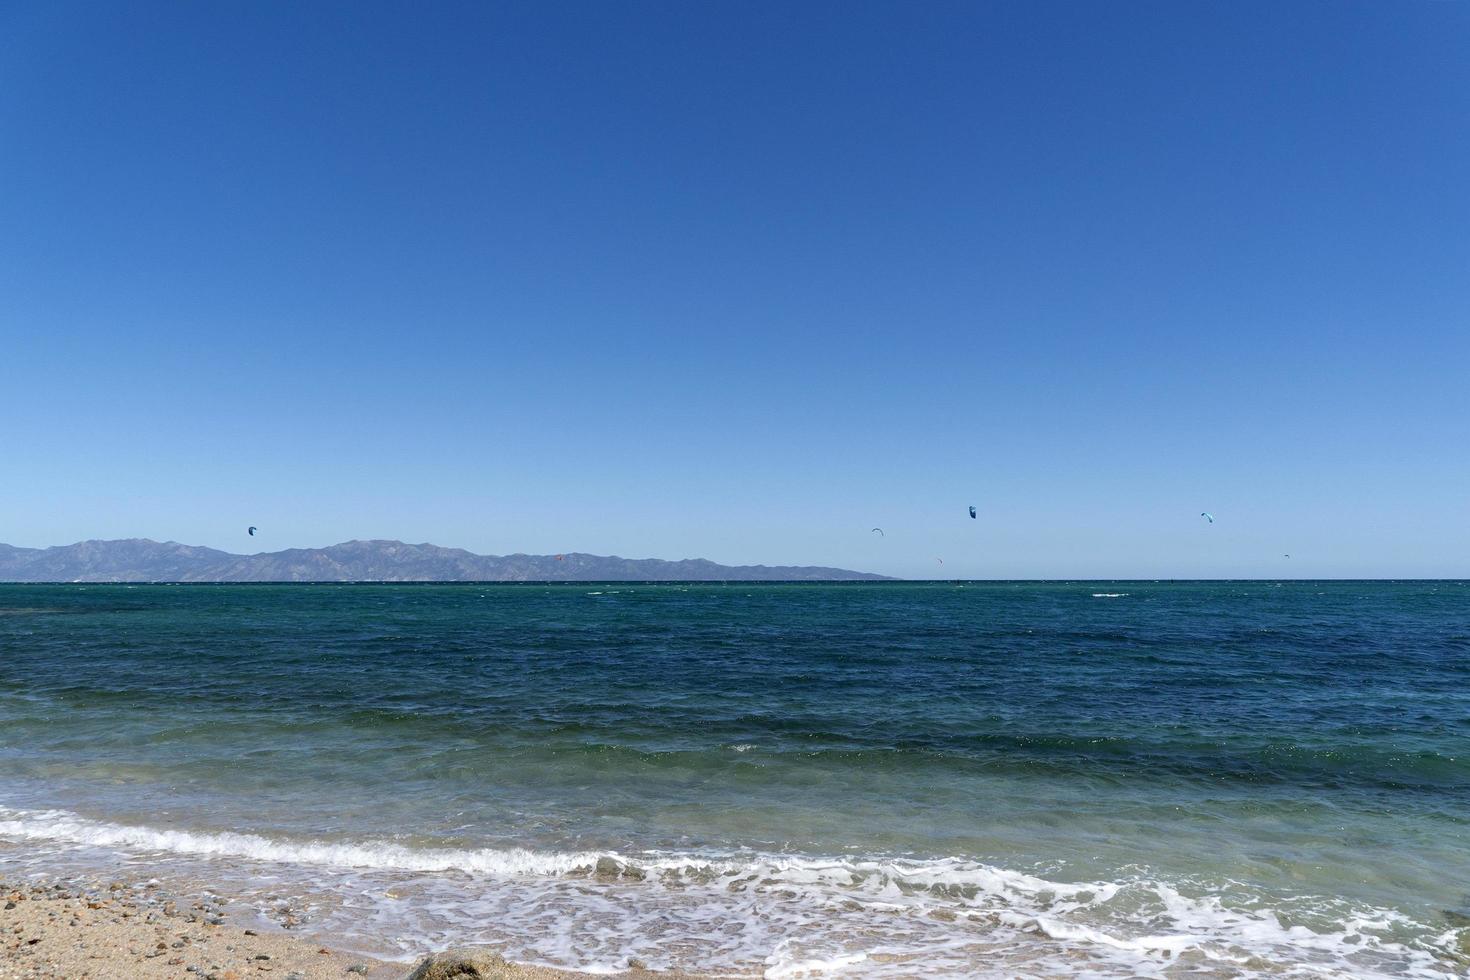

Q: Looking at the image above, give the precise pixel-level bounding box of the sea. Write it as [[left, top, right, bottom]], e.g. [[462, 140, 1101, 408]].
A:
[[0, 582, 1466, 978]]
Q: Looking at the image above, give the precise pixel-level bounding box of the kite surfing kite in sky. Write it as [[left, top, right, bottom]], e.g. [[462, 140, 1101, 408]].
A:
[[248, 526, 257, 536], [969, 506, 976, 519], [1201, 513, 1214, 524], [871, 528, 884, 536]]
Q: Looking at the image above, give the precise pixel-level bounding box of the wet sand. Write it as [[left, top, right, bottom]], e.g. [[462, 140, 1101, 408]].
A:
[[0, 875, 660, 980]]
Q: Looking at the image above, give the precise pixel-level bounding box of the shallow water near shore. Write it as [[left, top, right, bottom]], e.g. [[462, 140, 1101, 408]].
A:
[[1, 581, 1467, 976]]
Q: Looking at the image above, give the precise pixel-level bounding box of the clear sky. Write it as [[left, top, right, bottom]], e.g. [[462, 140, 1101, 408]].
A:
[[2, 2, 1466, 579]]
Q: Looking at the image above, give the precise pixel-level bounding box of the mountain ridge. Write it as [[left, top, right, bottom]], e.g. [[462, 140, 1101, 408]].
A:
[[0, 538, 889, 582]]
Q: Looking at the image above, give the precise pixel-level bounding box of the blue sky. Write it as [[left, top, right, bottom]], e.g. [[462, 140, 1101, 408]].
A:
[[2, 1, 1466, 579]]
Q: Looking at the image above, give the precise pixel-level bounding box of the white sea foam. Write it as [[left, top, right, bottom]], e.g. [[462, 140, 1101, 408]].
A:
[[0, 807, 605, 875], [766, 949, 868, 977], [1091, 593, 1129, 598], [0, 804, 1462, 978]]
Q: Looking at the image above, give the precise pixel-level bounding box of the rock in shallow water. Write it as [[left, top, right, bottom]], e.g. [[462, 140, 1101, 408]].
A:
[[403, 948, 510, 979]]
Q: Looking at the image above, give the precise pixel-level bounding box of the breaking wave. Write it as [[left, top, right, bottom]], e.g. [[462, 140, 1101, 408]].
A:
[[1, 804, 1463, 978]]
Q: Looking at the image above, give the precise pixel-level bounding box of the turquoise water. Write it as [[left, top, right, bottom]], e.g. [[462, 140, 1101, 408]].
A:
[[1, 582, 1467, 976]]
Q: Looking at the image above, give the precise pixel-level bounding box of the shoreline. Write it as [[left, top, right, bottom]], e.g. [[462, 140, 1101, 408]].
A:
[[5, 581, 1468, 978], [0, 874, 688, 980]]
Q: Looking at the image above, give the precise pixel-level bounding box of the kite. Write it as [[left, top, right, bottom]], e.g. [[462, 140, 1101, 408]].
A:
[[1201, 513, 1214, 524], [248, 527, 257, 536]]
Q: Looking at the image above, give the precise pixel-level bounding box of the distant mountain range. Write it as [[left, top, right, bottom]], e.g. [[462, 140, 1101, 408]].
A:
[[0, 539, 888, 582]]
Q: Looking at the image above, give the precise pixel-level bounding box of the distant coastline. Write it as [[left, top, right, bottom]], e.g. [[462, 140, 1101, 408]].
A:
[[0, 538, 889, 583]]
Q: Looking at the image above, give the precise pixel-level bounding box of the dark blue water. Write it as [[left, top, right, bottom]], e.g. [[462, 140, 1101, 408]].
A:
[[1, 582, 1466, 976]]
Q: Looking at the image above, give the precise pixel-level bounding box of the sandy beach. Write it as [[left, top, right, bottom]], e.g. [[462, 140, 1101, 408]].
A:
[[0, 875, 654, 980]]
